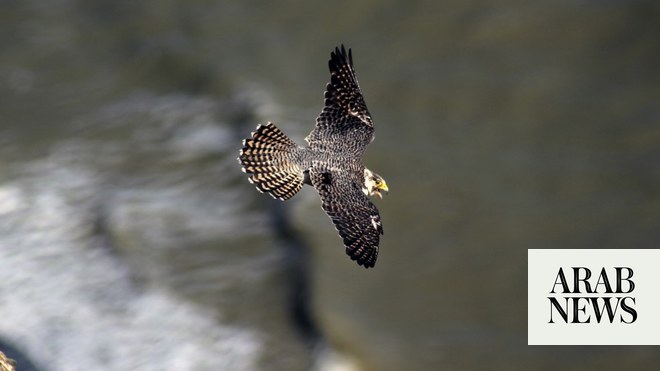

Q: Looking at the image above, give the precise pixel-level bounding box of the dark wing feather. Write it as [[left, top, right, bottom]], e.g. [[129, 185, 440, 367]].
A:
[[310, 168, 382, 268], [306, 45, 375, 156]]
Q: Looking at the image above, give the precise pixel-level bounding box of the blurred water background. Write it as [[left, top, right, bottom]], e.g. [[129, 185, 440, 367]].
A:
[[1, 1, 659, 370]]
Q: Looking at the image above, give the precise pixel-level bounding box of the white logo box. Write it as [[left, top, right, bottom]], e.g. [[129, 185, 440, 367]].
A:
[[528, 249, 660, 345]]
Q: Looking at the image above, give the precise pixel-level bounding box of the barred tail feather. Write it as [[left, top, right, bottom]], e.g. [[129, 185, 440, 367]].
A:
[[238, 122, 304, 200]]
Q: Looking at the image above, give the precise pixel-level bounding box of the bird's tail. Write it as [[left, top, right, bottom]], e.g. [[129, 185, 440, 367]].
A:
[[238, 122, 304, 200]]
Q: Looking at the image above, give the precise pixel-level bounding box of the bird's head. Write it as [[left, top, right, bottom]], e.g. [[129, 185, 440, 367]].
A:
[[363, 168, 389, 199]]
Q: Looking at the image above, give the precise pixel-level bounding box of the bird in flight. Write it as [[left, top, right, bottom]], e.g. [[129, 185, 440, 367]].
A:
[[238, 45, 388, 268]]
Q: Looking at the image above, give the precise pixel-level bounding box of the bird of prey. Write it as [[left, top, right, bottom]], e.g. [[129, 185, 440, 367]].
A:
[[238, 45, 388, 268]]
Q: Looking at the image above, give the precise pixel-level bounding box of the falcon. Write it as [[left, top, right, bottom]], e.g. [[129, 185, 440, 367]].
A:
[[238, 45, 388, 268]]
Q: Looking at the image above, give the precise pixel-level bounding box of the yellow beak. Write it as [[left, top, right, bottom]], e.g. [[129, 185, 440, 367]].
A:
[[376, 180, 389, 198]]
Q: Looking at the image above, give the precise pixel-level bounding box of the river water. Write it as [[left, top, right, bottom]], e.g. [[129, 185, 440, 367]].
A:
[[1, 1, 659, 370]]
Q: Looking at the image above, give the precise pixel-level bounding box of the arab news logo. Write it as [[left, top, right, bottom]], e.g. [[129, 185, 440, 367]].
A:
[[548, 267, 637, 324]]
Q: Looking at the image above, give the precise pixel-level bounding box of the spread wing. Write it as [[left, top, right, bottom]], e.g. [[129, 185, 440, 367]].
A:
[[310, 168, 382, 268], [305, 45, 375, 156]]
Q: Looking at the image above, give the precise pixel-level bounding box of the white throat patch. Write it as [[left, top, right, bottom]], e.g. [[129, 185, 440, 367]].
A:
[[363, 168, 377, 196]]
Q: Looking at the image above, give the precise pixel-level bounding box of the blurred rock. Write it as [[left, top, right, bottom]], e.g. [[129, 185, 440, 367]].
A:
[[0, 92, 311, 370]]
